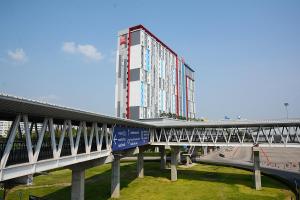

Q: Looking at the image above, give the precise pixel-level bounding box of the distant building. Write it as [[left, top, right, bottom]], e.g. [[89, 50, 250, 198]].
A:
[[115, 25, 196, 120], [0, 121, 45, 138], [0, 121, 12, 137]]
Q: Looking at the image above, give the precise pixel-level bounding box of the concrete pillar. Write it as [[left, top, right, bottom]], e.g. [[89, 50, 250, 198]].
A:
[[193, 146, 200, 156], [253, 147, 261, 190], [160, 146, 166, 170], [27, 174, 33, 185], [111, 154, 120, 198], [171, 147, 179, 181], [177, 148, 181, 164], [15, 174, 33, 185], [137, 150, 144, 178], [71, 169, 85, 200], [185, 155, 192, 165], [203, 146, 208, 156]]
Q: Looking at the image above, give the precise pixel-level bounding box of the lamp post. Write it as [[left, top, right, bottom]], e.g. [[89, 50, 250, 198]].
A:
[[284, 103, 289, 119]]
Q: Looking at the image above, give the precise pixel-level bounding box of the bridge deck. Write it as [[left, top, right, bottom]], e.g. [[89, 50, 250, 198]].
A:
[[141, 118, 300, 128]]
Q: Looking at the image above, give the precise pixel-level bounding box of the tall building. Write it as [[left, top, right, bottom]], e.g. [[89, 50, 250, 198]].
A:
[[115, 25, 196, 120]]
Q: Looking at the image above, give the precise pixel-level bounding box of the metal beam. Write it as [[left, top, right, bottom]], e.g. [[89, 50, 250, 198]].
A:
[[0, 150, 111, 181]]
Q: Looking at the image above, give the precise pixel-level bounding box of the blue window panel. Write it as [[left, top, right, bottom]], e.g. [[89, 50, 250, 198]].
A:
[[160, 60, 163, 79], [145, 49, 150, 72], [160, 90, 163, 111]]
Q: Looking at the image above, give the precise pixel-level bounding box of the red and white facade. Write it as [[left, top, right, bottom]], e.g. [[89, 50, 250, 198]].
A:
[[115, 25, 195, 120]]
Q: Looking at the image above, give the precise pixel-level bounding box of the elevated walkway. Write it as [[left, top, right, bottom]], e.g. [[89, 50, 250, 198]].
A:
[[1, 94, 300, 199]]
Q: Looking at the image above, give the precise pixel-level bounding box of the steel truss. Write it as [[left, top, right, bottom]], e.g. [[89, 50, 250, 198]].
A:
[[150, 126, 300, 147], [0, 114, 113, 181]]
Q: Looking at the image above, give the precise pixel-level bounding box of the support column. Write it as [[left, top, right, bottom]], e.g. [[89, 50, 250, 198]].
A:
[[203, 146, 207, 156], [160, 146, 166, 170], [15, 174, 33, 185], [111, 154, 120, 198], [185, 155, 192, 166], [253, 147, 261, 190], [137, 149, 144, 178], [177, 148, 181, 164], [171, 146, 179, 181], [71, 169, 85, 200]]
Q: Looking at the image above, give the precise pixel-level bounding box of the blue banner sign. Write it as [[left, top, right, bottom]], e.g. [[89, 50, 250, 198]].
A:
[[112, 127, 150, 151]]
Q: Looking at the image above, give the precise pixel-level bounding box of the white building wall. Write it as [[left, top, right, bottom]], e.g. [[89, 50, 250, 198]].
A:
[[130, 81, 141, 107], [130, 45, 141, 69], [0, 121, 12, 136]]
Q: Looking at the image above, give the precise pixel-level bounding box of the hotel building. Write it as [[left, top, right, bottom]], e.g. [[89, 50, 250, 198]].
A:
[[115, 25, 196, 120]]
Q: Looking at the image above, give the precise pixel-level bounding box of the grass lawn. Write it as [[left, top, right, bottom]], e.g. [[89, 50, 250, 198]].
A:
[[3, 161, 294, 200]]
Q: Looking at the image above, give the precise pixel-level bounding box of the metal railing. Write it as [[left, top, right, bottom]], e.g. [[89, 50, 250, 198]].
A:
[[150, 126, 300, 147]]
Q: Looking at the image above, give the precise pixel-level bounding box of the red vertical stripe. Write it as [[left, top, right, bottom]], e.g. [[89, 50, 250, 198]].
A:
[[176, 56, 179, 116], [126, 31, 131, 119]]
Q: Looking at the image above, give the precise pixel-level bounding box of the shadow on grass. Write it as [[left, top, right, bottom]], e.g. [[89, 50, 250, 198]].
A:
[[147, 162, 287, 190], [43, 163, 137, 200], [42, 161, 287, 200]]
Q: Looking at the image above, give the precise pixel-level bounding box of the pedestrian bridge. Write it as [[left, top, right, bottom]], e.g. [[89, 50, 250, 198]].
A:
[[144, 118, 300, 148], [0, 94, 300, 182], [0, 94, 300, 198], [0, 94, 153, 182]]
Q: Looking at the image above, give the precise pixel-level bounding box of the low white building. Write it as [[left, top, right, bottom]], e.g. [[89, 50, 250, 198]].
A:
[[0, 121, 12, 137]]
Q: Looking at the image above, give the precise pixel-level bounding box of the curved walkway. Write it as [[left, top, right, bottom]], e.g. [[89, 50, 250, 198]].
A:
[[197, 150, 300, 194]]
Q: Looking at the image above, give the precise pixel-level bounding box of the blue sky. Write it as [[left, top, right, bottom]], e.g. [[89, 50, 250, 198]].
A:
[[0, 0, 299, 120]]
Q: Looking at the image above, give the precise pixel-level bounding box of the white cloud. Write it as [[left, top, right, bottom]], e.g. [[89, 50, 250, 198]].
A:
[[62, 42, 76, 53], [77, 44, 102, 60], [62, 42, 103, 61], [7, 48, 27, 63]]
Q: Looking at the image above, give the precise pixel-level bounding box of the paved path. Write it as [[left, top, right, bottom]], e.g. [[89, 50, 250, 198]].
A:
[[198, 149, 300, 191], [219, 146, 300, 172]]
